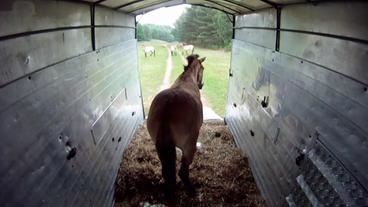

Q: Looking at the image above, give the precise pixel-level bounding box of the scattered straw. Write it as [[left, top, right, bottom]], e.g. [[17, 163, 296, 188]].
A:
[[114, 120, 266, 207]]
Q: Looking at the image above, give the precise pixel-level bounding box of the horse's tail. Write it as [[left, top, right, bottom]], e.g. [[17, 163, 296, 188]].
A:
[[155, 114, 176, 192]]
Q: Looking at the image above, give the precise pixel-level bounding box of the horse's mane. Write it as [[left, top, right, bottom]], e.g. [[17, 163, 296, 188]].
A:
[[184, 54, 199, 71]]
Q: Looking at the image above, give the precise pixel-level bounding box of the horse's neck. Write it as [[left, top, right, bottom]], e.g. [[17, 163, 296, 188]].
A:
[[183, 66, 199, 82], [171, 68, 199, 90]]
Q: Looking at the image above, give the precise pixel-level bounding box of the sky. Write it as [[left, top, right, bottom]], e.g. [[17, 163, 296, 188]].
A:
[[137, 4, 190, 27]]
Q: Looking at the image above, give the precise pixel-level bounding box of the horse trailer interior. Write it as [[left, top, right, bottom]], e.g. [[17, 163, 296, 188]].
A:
[[1, 0, 367, 206]]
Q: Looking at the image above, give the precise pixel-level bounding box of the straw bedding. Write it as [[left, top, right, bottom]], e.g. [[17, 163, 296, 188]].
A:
[[114, 120, 266, 207]]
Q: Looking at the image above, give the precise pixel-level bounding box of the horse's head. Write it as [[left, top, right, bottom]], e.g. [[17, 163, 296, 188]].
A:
[[185, 54, 206, 89]]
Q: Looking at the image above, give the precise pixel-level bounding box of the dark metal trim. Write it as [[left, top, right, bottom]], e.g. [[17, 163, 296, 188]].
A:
[[222, 0, 255, 11], [258, 0, 279, 8], [114, 0, 144, 10], [0, 26, 91, 42], [275, 7, 281, 51], [94, 0, 107, 4], [226, 13, 233, 24], [232, 15, 235, 39], [234, 26, 276, 30], [0, 25, 135, 42], [91, 4, 96, 51], [94, 25, 136, 29], [61, 0, 93, 6], [281, 28, 368, 45], [134, 16, 138, 39], [203, 0, 241, 14]]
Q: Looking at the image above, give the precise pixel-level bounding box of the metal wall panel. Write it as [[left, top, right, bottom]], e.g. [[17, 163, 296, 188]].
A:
[[281, 2, 368, 41], [279, 2, 368, 85], [95, 27, 135, 49], [280, 32, 368, 85], [0, 38, 143, 207], [228, 2, 368, 206], [95, 5, 136, 49], [0, 1, 143, 207], [0, 29, 92, 87], [95, 6, 135, 27], [234, 28, 276, 49], [235, 9, 276, 28], [0, 0, 90, 37], [234, 8, 276, 49]]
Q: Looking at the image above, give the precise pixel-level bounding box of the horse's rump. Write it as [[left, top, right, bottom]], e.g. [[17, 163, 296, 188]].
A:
[[147, 89, 202, 148]]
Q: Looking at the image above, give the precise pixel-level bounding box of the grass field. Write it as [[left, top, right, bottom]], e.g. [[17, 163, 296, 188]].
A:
[[139, 40, 231, 117], [171, 48, 230, 117], [170, 52, 185, 84], [197, 48, 230, 117], [138, 40, 168, 114]]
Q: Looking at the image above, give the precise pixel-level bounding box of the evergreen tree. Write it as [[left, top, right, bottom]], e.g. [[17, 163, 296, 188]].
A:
[[173, 6, 232, 48]]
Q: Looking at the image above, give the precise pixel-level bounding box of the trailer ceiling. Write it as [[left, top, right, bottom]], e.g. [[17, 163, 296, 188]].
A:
[[80, 0, 309, 15]]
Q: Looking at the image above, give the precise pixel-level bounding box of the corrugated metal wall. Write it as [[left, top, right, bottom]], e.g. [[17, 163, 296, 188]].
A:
[[226, 1, 368, 206], [0, 1, 143, 206]]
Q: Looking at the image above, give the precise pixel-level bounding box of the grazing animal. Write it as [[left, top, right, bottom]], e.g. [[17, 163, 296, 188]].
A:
[[170, 45, 176, 56], [144, 46, 155, 57], [147, 54, 206, 198], [183, 44, 194, 55], [177, 43, 184, 49]]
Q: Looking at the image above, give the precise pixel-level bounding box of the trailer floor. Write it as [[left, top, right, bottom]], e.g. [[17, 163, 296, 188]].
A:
[[114, 120, 266, 207]]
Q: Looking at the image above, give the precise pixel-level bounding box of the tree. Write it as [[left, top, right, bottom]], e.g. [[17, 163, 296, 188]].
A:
[[137, 24, 147, 41], [173, 6, 232, 48], [136, 23, 175, 42]]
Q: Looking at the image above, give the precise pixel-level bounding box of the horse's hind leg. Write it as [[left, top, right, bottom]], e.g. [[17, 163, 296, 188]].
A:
[[155, 141, 176, 197], [179, 146, 196, 195]]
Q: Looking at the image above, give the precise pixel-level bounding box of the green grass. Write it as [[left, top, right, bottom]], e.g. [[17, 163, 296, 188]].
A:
[[138, 41, 168, 114], [170, 52, 185, 84], [138, 40, 230, 117], [172, 48, 231, 117]]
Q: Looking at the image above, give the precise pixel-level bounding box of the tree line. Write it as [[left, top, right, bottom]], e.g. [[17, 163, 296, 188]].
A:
[[137, 24, 175, 42], [137, 6, 232, 49]]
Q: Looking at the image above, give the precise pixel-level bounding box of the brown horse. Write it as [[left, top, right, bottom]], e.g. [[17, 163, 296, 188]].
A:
[[147, 54, 206, 197]]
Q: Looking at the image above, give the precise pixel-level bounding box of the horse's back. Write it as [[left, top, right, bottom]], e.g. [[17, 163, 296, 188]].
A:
[[144, 46, 154, 52]]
